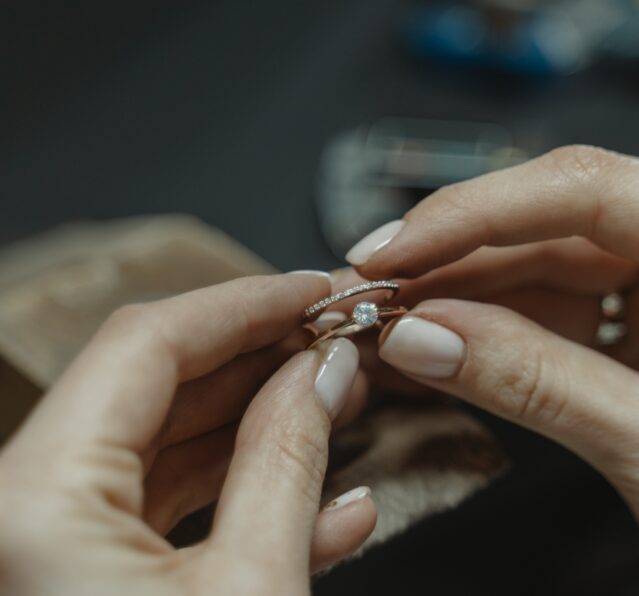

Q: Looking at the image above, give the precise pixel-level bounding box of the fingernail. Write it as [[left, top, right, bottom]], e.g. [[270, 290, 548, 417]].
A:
[[328, 267, 349, 286], [288, 270, 330, 279], [345, 220, 405, 266], [379, 315, 465, 379], [314, 338, 359, 420], [322, 486, 372, 511], [314, 311, 348, 331]]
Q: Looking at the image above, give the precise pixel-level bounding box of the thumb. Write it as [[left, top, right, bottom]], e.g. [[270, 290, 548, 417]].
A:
[[191, 339, 363, 589], [378, 299, 639, 515]]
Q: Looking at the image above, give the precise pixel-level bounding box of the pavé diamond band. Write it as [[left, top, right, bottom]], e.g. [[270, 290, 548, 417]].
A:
[[303, 280, 400, 319]]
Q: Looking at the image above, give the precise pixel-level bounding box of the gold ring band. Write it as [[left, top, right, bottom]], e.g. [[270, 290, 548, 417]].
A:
[[306, 306, 407, 349]]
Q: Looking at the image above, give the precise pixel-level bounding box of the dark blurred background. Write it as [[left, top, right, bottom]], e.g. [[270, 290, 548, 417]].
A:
[[3, 1, 639, 594]]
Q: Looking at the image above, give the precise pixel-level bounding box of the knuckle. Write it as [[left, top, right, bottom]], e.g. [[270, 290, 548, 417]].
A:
[[432, 181, 475, 217], [100, 302, 171, 353], [100, 302, 151, 336], [542, 144, 620, 185], [435, 181, 493, 243], [481, 316, 566, 426]]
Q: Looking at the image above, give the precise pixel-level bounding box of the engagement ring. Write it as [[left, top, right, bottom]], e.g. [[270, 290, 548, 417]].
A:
[[303, 281, 406, 349]]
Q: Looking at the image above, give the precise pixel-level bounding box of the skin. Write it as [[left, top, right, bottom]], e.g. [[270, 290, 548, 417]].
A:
[[347, 145, 639, 517], [2, 144, 639, 592], [0, 273, 376, 596]]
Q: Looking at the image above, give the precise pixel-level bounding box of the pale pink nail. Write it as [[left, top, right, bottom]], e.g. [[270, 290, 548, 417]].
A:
[[314, 339, 359, 420], [314, 311, 348, 331], [322, 486, 371, 511], [288, 270, 331, 279], [345, 220, 405, 266], [379, 315, 465, 378]]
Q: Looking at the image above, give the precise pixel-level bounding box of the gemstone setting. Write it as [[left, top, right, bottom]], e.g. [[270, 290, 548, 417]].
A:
[[352, 302, 379, 327]]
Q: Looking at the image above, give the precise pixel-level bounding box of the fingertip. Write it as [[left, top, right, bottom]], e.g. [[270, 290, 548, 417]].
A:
[[286, 270, 332, 301], [310, 490, 377, 574], [332, 369, 369, 430], [344, 220, 405, 267]]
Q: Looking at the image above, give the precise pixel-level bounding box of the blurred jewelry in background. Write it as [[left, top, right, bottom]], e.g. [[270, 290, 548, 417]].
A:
[[315, 117, 533, 259], [404, 0, 639, 77]]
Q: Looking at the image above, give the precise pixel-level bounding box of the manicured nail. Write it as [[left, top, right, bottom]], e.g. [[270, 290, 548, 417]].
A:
[[289, 270, 330, 279], [314, 311, 348, 331], [322, 486, 372, 511], [345, 220, 405, 266], [379, 315, 465, 378], [314, 338, 359, 420], [328, 267, 350, 286]]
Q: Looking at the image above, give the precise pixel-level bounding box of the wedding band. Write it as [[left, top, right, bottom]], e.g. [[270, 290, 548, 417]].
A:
[[595, 291, 628, 346], [304, 280, 400, 319]]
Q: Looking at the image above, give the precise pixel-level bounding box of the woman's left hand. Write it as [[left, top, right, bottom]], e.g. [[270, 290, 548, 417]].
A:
[[338, 145, 639, 518], [0, 273, 376, 595]]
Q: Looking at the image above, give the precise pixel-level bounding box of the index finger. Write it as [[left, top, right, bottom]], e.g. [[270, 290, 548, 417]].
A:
[[346, 145, 639, 279], [16, 272, 330, 453]]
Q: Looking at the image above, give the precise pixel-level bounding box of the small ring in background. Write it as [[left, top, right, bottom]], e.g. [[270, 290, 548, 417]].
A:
[[595, 291, 629, 347]]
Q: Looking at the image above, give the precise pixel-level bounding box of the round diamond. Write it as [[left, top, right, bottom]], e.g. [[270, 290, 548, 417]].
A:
[[352, 301, 379, 328]]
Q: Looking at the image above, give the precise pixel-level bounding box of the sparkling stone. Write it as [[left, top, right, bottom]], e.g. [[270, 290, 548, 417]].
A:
[[352, 301, 379, 327]]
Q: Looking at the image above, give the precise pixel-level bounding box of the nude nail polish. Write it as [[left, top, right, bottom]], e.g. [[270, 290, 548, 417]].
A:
[[314, 338, 359, 420], [345, 220, 405, 266], [288, 270, 331, 279], [314, 311, 348, 331], [322, 486, 371, 511], [379, 315, 465, 378]]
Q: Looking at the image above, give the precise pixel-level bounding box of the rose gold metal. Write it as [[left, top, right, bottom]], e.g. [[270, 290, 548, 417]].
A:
[[306, 306, 407, 350]]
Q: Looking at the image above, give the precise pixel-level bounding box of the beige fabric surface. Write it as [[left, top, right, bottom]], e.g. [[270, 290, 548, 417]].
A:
[[0, 215, 508, 551]]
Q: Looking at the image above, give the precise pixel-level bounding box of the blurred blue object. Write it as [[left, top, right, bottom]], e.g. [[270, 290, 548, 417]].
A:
[[405, 0, 639, 77]]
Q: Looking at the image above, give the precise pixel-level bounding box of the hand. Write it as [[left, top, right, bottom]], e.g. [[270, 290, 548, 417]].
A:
[[0, 273, 376, 595], [344, 145, 639, 517]]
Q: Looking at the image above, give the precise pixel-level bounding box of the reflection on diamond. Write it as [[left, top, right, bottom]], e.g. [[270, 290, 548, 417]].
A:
[[352, 302, 379, 327]]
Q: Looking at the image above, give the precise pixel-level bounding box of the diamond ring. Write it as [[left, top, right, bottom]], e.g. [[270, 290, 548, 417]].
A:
[[303, 281, 406, 349], [303, 280, 400, 319]]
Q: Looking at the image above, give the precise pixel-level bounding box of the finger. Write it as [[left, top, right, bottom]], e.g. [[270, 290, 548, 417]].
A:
[[490, 288, 599, 345], [355, 331, 428, 395], [393, 240, 635, 301], [144, 373, 368, 535], [200, 339, 359, 574], [337, 239, 637, 303], [345, 146, 639, 278], [355, 287, 639, 397], [156, 344, 365, 457], [377, 300, 639, 512], [491, 288, 639, 370], [332, 370, 368, 431], [144, 425, 236, 534], [15, 272, 330, 455], [155, 330, 308, 452], [355, 289, 600, 397], [310, 487, 376, 574]]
